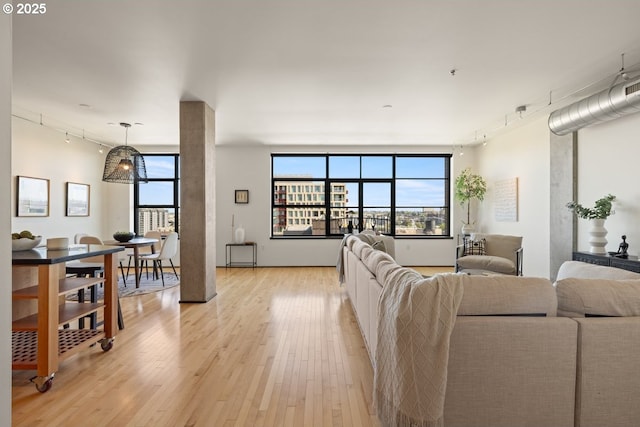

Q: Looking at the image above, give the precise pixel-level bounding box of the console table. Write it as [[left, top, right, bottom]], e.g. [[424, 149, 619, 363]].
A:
[[225, 242, 257, 267], [572, 251, 640, 273]]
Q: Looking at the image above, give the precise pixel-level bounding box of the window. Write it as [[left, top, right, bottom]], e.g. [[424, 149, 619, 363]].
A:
[[134, 154, 180, 236], [271, 154, 451, 238]]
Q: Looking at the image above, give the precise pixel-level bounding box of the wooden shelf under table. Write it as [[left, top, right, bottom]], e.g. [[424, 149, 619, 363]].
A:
[[12, 276, 104, 300], [12, 329, 106, 370], [12, 302, 104, 330]]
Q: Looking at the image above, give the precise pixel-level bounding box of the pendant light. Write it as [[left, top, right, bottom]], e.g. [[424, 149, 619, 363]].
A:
[[102, 122, 148, 184]]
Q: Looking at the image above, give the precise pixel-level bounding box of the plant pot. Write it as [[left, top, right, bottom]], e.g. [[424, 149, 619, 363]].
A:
[[588, 218, 608, 254], [461, 223, 475, 236]]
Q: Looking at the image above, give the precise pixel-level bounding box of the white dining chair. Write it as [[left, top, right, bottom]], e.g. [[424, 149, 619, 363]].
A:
[[137, 231, 179, 286], [128, 230, 162, 279]]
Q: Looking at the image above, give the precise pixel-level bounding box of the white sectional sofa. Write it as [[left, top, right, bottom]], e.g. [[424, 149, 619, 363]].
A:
[[340, 235, 640, 427]]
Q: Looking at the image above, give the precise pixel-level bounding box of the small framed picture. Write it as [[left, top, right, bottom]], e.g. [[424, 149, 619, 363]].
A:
[[66, 182, 90, 216], [16, 175, 50, 217], [235, 189, 249, 204]]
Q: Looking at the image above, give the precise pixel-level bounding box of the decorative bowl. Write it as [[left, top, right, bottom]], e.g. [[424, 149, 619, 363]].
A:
[[113, 232, 135, 243], [12, 236, 42, 251]]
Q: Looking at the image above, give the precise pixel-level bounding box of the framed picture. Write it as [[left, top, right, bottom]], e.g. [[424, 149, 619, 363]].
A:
[[16, 175, 50, 217], [66, 182, 90, 216], [235, 189, 249, 204]]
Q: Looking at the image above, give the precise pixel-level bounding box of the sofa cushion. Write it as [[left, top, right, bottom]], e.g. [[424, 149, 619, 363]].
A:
[[556, 278, 640, 317], [463, 238, 486, 256], [355, 232, 396, 259], [556, 260, 640, 281], [457, 275, 557, 316], [351, 238, 370, 260], [364, 249, 394, 279], [456, 255, 516, 275]]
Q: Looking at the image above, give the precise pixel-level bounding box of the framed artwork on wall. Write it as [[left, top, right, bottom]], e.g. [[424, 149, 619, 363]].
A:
[[16, 175, 50, 217], [235, 189, 249, 204], [66, 182, 90, 216]]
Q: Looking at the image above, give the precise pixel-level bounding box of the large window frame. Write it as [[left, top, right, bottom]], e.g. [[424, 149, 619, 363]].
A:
[[134, 153, 180, 236], [271, 153, 451, 238]]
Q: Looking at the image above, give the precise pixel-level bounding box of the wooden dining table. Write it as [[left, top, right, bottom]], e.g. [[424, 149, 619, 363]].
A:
[[106, 237, 159, 288]]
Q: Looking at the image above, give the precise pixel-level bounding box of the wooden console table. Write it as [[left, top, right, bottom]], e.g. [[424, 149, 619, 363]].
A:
[[12, 244, 124, 392], [572, 251, 640, 273]]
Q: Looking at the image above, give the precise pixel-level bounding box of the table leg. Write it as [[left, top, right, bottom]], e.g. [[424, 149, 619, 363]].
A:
[[151, 244, 158, 280], [133, 247, 141, 288]]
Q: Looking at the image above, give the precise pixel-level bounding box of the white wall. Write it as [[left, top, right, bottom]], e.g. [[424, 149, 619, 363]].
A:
[[11, 118, 113, 241], [11, 120, 185, 264], [1, 11, 12, 425], [475, 116, 551, 277], [577, 113, 640, 255], [215, 144, 468, 267]]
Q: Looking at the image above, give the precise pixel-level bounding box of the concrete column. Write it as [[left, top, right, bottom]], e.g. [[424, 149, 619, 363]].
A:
[[550, 131, 577, 280], [179, 101, 216, 302]]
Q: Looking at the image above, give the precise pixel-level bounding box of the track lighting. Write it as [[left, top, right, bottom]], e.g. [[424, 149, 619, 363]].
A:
[[65, 132, 70, 144]]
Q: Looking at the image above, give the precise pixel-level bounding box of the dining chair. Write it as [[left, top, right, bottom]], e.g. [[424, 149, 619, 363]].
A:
[[66, 235, 126, 330], [76, 235, 129, 284], [137, 231, 179, 286], [74, 233, 88, 244], [65, 235, 105, 329], [128, 230, 162, 279]]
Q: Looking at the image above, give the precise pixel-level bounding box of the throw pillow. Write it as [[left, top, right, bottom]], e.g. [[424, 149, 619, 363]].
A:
[[464, 238, 486, 256], [371, 240, 386, 253]]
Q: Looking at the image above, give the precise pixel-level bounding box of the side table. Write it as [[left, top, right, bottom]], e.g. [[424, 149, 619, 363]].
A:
[[572, 251, 640, 273], [225, 242, 257, 268]]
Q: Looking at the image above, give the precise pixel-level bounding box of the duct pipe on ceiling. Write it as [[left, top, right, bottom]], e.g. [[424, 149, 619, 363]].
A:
[[548, 77, 640, 135]]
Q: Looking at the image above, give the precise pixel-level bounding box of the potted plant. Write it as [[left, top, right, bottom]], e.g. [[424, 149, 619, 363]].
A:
[[566, 194, 616, 254], [454, 168, 487, 234]]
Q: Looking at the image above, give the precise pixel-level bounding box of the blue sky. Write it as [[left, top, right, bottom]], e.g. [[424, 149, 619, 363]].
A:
[[138, 156, 177, 205]]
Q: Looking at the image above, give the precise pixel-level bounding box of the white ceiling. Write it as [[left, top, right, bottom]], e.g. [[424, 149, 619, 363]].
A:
[[11, 1, 640, 147]]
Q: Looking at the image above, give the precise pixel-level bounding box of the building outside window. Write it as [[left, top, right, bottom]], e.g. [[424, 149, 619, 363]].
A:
[[134, 154, 180, 236], [271, 154, 451, 238]]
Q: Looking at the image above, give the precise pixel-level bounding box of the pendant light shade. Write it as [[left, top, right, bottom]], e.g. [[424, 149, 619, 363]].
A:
[[102, 122, 148, 184]]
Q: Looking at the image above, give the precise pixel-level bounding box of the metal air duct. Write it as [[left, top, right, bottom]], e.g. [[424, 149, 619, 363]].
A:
[[548, 77, 640, 135]]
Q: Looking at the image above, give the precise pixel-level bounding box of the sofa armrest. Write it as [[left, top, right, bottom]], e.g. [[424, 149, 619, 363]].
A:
[[455, 244, 464, 272]]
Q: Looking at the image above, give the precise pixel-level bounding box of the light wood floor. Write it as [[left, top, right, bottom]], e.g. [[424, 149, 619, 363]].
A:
[[12, 265, 451, 427]]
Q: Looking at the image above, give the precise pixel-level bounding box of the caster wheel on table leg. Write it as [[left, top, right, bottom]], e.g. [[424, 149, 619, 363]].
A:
[[31, 374, 54, 393], [100, 338, 114, 352]]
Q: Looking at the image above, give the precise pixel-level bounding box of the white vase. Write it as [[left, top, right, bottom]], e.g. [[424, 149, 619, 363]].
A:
[[234, 225, 245, 244], [588, 218, 607, 254], [461, 223, 474, 236]]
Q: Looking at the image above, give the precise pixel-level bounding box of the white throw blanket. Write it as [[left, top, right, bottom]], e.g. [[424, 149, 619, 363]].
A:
[[336, 235, 350, 284], [375, 272, 465, 427]]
